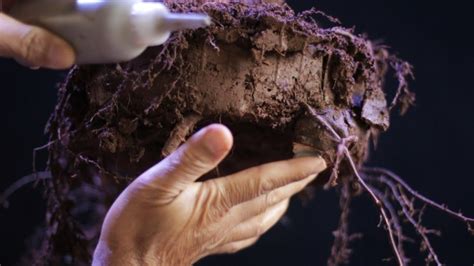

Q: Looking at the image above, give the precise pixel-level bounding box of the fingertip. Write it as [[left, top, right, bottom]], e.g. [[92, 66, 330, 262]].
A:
[[143, 124, 233, 188], [8, 21, 76, 69], [294, 156, 327, 175], [309, 156, 327, 170], [44, 34, 75, 69], [198, 124, 233, 160], [315, 156, 327, 170]]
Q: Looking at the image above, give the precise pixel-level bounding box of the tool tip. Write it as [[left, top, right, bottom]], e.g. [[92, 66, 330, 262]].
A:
[[164, 13, 212, 31]]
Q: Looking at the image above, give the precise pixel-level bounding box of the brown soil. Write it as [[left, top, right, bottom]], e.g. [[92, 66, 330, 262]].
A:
[[39, 1, 415, 264]]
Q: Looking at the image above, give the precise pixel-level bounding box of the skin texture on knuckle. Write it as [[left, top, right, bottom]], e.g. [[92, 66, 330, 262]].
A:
[[187, 222, 229, 261], [146, 148, 204, 190], [236, 165, 268, 198], [266, 188, 285, 207], [215, 180, 238, 212], [258, 167, 281, 195], [224, 175, 257, 208], [198, 180, 230, 224], [180, 145, 215, 176], [259, 170, 298, 196], [258, 161, 309, 193], [129, 171, 182, 206], [16, 26, 57, 67]]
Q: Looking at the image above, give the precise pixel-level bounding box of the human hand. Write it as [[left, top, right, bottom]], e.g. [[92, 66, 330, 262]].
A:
[[93, 124, 326, 265], [0, 1, 75, 69]]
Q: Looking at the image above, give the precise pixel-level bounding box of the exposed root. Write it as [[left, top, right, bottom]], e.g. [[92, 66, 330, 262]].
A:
[[362, 167, 474, 265], [0, 171, 51, 208], [324, 136, 357, 189], [365, 176, 441, 265], [388, 57, 416, 115], [369, 186, 410, 263], [75, 154, 125, 180], [32, 141, 55, 174], [327, 180, 362, 266], [297, 8, 342, 26], [161, 114, 202, 157], [305, 103, 406, 265], [0, 141, 58, 208], [363, 167, 474, 233], [305, 103, 474, 265]]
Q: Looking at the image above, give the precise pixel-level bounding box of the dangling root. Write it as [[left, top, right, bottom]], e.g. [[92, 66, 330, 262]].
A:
[[327, 179, 362, 266], [161, 114, 202, 157], [362, 168, 474, 265], [324, 136, 357, 190], [304, 103, 406, 265], [388, 57, 416, 115], [369, 187, 411, 263], [366, 176, 441, 265], [362, 167, 474, 232], [0, 171, 51, 208], [305, 103, 474, 265]]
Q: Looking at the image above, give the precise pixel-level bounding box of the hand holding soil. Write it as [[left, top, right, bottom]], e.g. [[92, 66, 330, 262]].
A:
[[93, 124, 326, 265], [1, 1, 471, 265]]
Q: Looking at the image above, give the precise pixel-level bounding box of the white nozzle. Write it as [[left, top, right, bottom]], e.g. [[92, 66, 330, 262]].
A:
[[163, 13, 211, 32]]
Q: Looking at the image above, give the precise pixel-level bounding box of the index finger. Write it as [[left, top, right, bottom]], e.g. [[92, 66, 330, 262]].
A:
[[0, 13, 75, 69], [210, 156, 326, 209]]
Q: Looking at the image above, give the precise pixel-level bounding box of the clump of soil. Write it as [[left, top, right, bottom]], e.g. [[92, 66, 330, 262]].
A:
[[31, 1, 471, 265]]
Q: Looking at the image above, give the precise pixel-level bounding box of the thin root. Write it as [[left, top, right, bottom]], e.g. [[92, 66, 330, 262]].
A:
[[161, 114, 202, 157], [304, 103, 406, 266], [306, 101, 474, 265], [0, 171, 51, 208], [363, 167, 474, 233], [327, 180, 362, 266]]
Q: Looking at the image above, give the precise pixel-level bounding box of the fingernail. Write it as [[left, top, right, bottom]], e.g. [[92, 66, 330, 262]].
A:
[[293, 143, 321, 158], [203, 136, 221, 157], [309, 157, 327, 172], [201, 125, 233, 158]]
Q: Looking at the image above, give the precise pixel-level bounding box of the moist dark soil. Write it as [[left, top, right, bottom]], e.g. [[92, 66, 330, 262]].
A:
[[38, 2, 414, 264]]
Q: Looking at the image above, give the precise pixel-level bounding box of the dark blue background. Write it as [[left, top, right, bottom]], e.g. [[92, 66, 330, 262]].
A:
[[1, 0, 474, 265]]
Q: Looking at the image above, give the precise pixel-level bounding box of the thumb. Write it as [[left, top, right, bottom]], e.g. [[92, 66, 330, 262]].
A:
[[137, 124, 233, 197], [0, 13, 75, 69]]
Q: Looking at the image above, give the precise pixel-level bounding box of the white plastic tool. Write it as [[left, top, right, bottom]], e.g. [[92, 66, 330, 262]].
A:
[[9, 0, 211, 64]]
